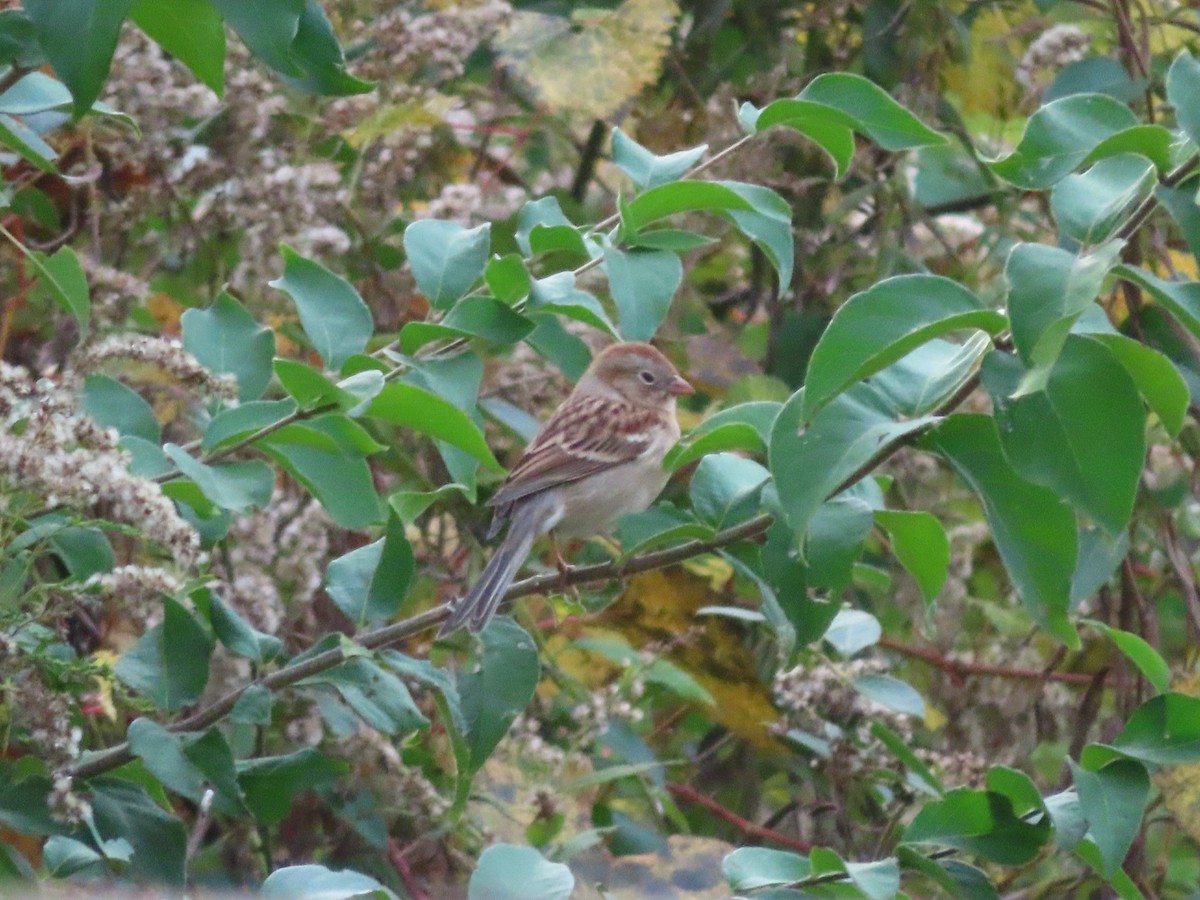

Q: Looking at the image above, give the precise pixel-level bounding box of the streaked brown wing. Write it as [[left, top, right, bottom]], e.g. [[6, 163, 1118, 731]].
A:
[[489, 394, 657, 514]]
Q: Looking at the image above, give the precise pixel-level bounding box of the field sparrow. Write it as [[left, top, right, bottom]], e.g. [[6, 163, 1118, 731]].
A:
[[440, 342, 694, 635]]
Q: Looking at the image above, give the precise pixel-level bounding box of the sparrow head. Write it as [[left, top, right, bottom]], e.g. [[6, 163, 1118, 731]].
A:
[[581, 342, 694, 407]]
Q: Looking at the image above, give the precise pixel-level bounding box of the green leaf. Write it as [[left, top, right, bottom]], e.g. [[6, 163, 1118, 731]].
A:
[[207, 591, 282, 665], [1004, 240, 1122, 387], [1155, 182, 1200, 261], [1110, 693, 1200, 764], [626, 229, 717, 252], [468, 844, 573, 900], [325, 513, 414, 627], [722, 847, 811, 891], [181, 291, 275, 400], [989, 94, 1139, 189], [1051, 154, 1156, 245], [798, 71, 946, 149], [801, 273, 1004, 420], [42, 837, 102, 878], [89, 777, 186, 884], [263, 864, 398, 900], [1086, 333, 1188, 438], [202, 399, 295, 452], [875, 510, 949, 604], [1083, 124, 1173, 172], [269, 246, 373, 371], [528, 272, 618, 336], [1084, 620, 1169, 694], [261, 422, 384, 529], [459, 617, 539, 774], [274, 360, 384, 416], [925, 415, 1078, 645], [665, 400, 780, 469], [130, 0, 225, 94], [484, 254, 532, 304], [29, 246, 89, 339], [621, 181, 756, 232], [231, 683, 273, 725], [985, 766, 1044, 817], [689, 452, 770, 528], [526, 314, 592, 381], [514, 196, 585, 257], [208, 0, 303, 76], [237, 748, 348, 825], [903, 788, 1051, 865], [982, 338, 1144, 536], [602, 246, 682, 342], [720, 182, 794, 290], [399, 296, 534, 354], [0, 112, 57, 171], [0, 71, 70, 114], [114, 598, 213, 711], [403, 219, 490, 309], [164, 444, 274, 514], [83, 374, 159, 443], [1069, 758, 1149, 878], [48, 523, 114, 580], [612, 127, 706, 189], [127, 719, 244, 815], [1167, 51, 1200, 149], [772, 341, 969, 546], [24, 0, 135, 116], [1116, 264, 1200, 343], [853, 673, 925, 718], [806, 489, 875, 590], [823, 608, 882, 656], [302, 658, 428, 735], [643, 657, 715, 705], [368, 382, 501, 470], [282, 0, 372, 96], [741, 97, 856, 176]]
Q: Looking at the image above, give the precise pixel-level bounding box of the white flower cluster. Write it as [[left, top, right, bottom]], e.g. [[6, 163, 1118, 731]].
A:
[[0, 361, 200, 567], [220, 496, 332, 635], [59, 564, 186, 623], [72, 334, 237, 401], [1016, 24, 1092, 91], [422, 181, 528, 227], [772, 656, 915, 778], [79, 256, 150, 323]]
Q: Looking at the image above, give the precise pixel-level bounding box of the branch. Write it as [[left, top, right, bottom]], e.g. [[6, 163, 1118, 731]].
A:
[[878, 637, 1110, 686], [666, 782, 813, 854]]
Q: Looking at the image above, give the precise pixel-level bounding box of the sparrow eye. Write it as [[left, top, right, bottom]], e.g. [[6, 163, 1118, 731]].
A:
[[638, 370, 656, 385]]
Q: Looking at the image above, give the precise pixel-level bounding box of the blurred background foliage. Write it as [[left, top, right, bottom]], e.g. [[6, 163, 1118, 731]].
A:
[[4, 0, 1200, 897]]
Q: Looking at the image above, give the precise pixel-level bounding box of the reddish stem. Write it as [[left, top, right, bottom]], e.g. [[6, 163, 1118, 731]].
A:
[[667, 783, 812, 854], [879, 637, 1109, 686], [387, 839, 429, 900]]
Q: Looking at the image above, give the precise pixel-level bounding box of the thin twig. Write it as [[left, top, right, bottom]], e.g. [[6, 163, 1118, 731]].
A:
[[666, 782, 813, 853], [879, 637, 1108, 686]]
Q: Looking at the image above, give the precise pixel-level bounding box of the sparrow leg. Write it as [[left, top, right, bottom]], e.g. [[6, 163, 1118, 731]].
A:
[[549, 532, 580, 603]]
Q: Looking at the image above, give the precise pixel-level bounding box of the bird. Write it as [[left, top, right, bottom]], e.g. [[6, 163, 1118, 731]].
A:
[[439, 341, 694, 636]]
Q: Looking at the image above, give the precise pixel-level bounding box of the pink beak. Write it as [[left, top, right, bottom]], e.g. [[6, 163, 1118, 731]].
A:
[[667, 375, 695, 396]]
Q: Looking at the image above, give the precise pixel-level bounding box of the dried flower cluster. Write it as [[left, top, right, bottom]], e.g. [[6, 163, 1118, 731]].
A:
[[0, 361, 200, 568], [218, 495, 333, 635], [1016, 24, 1092, 93], [72, 334, 237, 401]]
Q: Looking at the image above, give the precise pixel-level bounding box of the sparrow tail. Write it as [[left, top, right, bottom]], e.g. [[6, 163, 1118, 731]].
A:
[[439, 505, 542, 636]]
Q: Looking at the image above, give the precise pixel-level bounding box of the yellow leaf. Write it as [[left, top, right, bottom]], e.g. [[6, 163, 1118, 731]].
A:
[[599, 569, 782, 747], [496, 0, 680, 120], [343, 94, 455, 149]]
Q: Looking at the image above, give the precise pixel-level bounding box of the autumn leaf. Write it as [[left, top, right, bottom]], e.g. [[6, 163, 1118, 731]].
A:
[[496, 0, 680, 120]]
